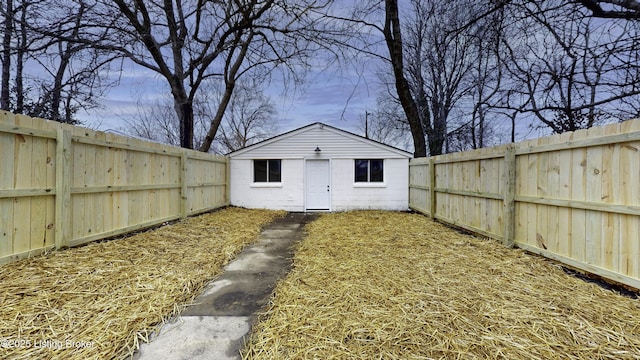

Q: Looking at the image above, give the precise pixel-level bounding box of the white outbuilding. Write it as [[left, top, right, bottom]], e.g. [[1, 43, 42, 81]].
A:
[[228, 122, 412, 212]]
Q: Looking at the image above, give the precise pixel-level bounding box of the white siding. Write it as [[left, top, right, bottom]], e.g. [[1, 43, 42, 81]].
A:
[[230, 124, 410, 160], [331, 158, 409, 211], [230, 159, 305, 211], [229, 123, 411, 211]]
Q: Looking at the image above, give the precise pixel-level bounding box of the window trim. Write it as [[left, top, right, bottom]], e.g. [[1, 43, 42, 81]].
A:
[[253, 159, 282, 183], [354, 159, 384, 183]]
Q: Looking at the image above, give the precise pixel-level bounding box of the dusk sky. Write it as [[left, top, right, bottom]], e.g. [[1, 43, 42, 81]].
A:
[[76, 0, 388, 142], [79, 55, 382, 139]]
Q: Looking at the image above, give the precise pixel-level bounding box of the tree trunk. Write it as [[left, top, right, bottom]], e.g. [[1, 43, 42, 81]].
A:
[[429, 113, 447, 156], [1, 0, 13, 110], [51, 3, 85, 123], [383, 0, 427, 158], [15, 2, 26, 113], [199, 32, 253, 153], [51, 56, 68, 122], [199, 84, 234, 153], [174, 98, 194, 149]]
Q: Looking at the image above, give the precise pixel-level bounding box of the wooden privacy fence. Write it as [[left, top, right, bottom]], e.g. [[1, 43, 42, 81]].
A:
[[410, 119, 640, 290], [0, 112, 229, 264]]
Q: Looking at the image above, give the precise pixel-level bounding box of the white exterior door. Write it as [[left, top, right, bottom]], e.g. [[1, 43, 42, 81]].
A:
[[305, 159, 330, 211]]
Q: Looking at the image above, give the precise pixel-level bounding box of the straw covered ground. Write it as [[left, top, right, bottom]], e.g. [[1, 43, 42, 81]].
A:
[[0, 207, 284, 360], [243, 211, 640, 360]]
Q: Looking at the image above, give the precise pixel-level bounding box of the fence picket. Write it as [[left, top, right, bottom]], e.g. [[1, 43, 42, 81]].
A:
[[585, 126, 604, 266], [0, 112, 229, 264], [556, 132, 572, 257], [503, 145, 516, 247], [0, 112, 16, 258], [13, 115, 34, 253], [409, 118, 640, 290], [55, 128, 71, 249]]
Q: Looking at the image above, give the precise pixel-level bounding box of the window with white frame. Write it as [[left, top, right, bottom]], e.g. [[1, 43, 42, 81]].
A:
[[254, 159, 281, 182], [354, 159, 384, 182]]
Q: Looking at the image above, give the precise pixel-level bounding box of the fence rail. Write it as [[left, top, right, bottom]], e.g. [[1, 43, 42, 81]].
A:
[[0, 112, 229, 264], [410, 119, 640, 290]]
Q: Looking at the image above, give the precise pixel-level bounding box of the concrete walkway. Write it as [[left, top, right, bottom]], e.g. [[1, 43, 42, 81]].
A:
[[133, 212, 317, 360]]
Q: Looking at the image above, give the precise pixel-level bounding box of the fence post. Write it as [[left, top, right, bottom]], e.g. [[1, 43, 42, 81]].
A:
[[428, 157, 436, 218], [55, 128, 71, 249], [503, 144, 516, 248], [225, 157, 231, 206], [180, 151, 188, 219]]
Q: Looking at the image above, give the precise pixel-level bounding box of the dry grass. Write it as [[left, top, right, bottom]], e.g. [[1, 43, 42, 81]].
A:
[[0, 207, 284, 360], [243, 211, 640, 360]]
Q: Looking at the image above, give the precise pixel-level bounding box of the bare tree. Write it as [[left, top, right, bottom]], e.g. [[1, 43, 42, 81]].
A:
[[63, 0, 335, 150], [333, 0, 509, 156], [372, 0, 502, 155], [382, 0, 427, 157], [124, 81, 277, 154], [464, 5, 508, 148], [1, 0, 13, 110], [408, 0, 491, 155], [429, 0, 640, 138], [499, 1, 640, 133], [123, 95, 182, 146], [332, 0, 640, 156], [13, 0, 26, 114], [213, 82, 277, 153], [29, 2, 117, 123], [1, 0, 115, 123], [359, 92, 412, 151]]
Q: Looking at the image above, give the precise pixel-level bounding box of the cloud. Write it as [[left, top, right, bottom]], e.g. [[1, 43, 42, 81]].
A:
[[82, 51, 383, 138]]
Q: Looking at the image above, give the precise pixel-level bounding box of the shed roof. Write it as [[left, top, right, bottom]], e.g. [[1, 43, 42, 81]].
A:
[[228, 122, 412, 159]]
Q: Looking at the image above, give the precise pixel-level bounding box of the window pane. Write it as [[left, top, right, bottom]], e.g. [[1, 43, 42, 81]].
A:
[[355, 160, 368, 182], [370, 159, 384, 182], [254, 160, 267, 182], [268, 159, 281, 182]]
